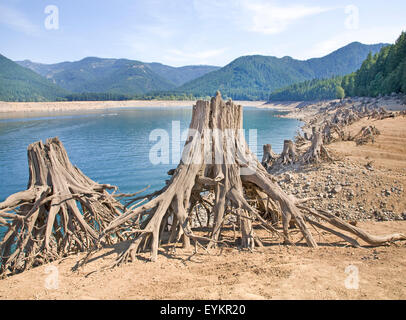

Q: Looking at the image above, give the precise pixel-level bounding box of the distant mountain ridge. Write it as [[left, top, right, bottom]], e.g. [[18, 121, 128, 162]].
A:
[[0, 54, 68, 102], [0, 41, 391, 102], [268, 33, 406, 101], [176, 42, 388, 100], [16, 58, 220, 94]]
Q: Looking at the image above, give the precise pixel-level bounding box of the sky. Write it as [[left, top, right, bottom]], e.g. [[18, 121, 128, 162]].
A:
[[0, 0, 405, 67]]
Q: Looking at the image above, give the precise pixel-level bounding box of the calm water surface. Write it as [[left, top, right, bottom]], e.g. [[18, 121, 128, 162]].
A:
[[0, 106, 301, 202]]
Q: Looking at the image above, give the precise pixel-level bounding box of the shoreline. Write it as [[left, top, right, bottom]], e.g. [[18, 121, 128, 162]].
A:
[[0, 100, 297, 118]]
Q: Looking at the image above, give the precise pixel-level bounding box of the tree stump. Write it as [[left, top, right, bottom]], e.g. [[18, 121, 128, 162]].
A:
[[353, 126, 381, 145], [89, 92, 319, 265], [261, 144, 278, 170], [0, 138, 130, 276], [280, 140, 297, 165], [302, 128, 333, 163]]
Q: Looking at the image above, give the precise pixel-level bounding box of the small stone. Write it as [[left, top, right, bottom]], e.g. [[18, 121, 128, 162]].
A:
[[332, 185, 342, 194], [284, 173, 293, 183]]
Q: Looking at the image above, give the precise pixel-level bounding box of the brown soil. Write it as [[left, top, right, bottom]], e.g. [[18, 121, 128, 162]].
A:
[[1, 101, 405, 300], [0, 221, 404, 300]]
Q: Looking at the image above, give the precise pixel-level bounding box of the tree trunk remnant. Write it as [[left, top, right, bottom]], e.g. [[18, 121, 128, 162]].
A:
[[87, 92, 319, 265], [0, 138, 132, 276], [280, 140, 297, 165], [261, 144, 278, 170], [302, 128, 333, 163], [353, 126, 381, 145], [3, 93, 404, 275]]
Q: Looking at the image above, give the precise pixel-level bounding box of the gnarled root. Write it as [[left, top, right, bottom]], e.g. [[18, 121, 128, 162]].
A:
[[261, 144, 278, 170], [353, 125, 381, 145], [85, 92, 318, 267], [280, 140, 297, 165], [0, 138, 133, 276], [302, 129, 333, 163]]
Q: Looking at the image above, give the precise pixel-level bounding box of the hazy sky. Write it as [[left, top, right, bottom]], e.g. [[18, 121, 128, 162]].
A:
[[1, 0, 405, 66]]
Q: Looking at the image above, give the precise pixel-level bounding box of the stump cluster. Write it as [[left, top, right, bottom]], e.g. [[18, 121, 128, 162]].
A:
[[1, 92, 405, 275]]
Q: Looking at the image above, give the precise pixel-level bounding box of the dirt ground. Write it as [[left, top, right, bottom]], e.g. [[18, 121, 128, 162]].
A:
[[1, 100, 406, 300], [0, 221, 405, 300]]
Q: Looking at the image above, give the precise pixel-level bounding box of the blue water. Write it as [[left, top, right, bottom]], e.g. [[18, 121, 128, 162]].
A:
[[0, 106, 301, 203]]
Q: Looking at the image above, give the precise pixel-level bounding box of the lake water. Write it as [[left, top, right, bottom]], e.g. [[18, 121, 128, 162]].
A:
[[0, 106, 301, 203]]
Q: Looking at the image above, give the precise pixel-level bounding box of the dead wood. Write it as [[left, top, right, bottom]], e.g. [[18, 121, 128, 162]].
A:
[[86, 92, 318, 266], [353, 126, 381, 145], [3, 93, 405, 274], [0, 138, 133, 276], [280, 140, 297, 165], [261, 144, 278, 170], [302, 128, 333, 163]]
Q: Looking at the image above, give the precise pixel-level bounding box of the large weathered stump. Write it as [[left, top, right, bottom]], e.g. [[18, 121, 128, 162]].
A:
[[0, 138, 127, 276], [86, 92, 405, 267], [4, 94, 403, 274], [90, 92, 319, 266]]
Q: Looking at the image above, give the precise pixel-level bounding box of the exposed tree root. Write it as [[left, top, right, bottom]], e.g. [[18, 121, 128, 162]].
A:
[[0, 138, 134, 276], [261, 144, 278, 170], [301, 128, 333, 163], [353, 125, 381, 145], [3, 94, 405, 275], [78, 92, 405, 269]]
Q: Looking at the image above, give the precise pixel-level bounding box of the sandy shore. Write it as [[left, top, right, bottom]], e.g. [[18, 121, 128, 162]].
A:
[[0, 100, 197, 114], [0, 100, 297, 117]]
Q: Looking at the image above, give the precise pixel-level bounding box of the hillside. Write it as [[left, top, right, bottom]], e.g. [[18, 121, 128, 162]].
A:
[[343, 32, 406, 97], [17, 57, 176, 95], [177, 42, 387, 100], [8, 41, 391, 101], [269, 77, 344, 101], [0, 54, 68, 102], [17, 58, 219, 95], [268, 32, 405, 101], [146, 63, 220, 86]]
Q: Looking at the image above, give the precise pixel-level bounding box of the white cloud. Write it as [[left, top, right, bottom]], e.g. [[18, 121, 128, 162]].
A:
[[241, 1, 332, 35], [0, 4, 40, 35]]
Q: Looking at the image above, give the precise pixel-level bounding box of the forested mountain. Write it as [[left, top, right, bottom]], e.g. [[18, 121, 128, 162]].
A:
[[17, 58, 176, 94], [305, 42, 386, 78], [17, 58, 219, 94], [268, 32, 405, 101], [146, 63, 220, 86], [176, 42, 387, 100], [342, 32, 406, 97], [0, 54, 68, 102], [269, 77, 344, 101], [2, 40, 394, 102]]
